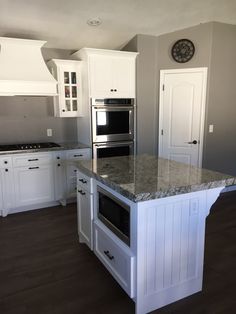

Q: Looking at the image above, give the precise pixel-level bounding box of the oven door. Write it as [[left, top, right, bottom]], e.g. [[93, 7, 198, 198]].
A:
[[92, 106, 134, 142], [93, 141, 134, 159]]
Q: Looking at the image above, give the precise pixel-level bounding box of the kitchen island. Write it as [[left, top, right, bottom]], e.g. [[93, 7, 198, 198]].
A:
[[76, 155, 235, 314]]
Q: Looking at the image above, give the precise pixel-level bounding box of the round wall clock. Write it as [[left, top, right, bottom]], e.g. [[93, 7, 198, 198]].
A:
[[171, 39, 195, 63]]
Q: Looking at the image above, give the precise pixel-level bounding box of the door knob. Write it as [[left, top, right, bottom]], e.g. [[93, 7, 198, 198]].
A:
[[187, 140, 198, 144]]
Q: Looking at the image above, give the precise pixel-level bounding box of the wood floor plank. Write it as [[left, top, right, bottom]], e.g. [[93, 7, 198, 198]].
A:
[[0, 191, 236, 314]]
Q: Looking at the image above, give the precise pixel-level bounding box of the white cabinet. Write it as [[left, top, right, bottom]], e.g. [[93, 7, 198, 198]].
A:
[[72, 48, 138, 98], [77, 170, 93, 250], [47, 59, 83, 117], [53, 151, 66, 202], [0, 156, 14, 216], [13, 153, 54, 207], [66, 148, 91, 199], [94, 220, 135, 298]]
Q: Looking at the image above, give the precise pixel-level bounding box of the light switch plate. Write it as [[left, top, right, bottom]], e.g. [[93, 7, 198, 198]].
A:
[[209, 125, 214, 133], [47, 128, 52, 137]]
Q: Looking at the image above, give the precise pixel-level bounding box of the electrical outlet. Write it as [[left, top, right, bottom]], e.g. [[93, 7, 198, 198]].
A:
[[47, 128, 52, 137]]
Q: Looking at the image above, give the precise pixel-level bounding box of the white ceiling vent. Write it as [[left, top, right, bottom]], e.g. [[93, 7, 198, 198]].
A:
[[0, 37, 57, 96]]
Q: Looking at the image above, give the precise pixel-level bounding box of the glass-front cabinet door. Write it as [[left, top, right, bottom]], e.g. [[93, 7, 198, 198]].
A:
[[47, 59, 83, 118]]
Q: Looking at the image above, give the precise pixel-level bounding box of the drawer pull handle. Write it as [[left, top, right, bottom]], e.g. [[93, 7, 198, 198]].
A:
[[104, 250, 114, 260], [28, 158, 39, 162], [4, 161, 8, 164], [77, 189, 86, 195], [5, 169, 8, 172], [57, 163, 61, 167], [79, 178, 87, 184], [74, 154, 83, 157], [29, 166, 39, 170]]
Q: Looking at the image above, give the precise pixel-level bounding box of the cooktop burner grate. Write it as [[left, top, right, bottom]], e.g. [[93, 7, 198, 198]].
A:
[[0, 142, 61, 151]]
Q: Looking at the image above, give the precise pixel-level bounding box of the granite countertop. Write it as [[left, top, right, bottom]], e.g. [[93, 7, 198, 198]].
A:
[[76, 154, 236, 202], [0, 142, 91, 155]]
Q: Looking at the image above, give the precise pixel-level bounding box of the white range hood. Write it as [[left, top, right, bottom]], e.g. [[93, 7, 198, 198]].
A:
[[0, 37, 57, 96]]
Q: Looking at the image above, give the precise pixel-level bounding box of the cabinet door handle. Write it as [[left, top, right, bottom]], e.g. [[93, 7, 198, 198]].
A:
[[73, 154, 83, 157], [4, 161, 8, 164], [5, 169, 8, 172], [28, 158, 39, 162], [110, 89, 114, 92], [29, 166, 39, 170], [79, 178, 87, 184], [77, 189, 86, 195], [104, 250, 114, 260], [114, 89, 117, 92], [57, 163, 61, 167]]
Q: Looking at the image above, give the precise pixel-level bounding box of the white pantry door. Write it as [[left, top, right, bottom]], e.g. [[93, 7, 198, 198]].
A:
[[159, 68, 207, 167]]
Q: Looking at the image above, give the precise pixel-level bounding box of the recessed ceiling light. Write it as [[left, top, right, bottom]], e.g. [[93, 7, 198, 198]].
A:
[[87, 17, 102, 26]]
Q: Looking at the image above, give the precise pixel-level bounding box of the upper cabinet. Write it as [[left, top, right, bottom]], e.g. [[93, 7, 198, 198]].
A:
[[47, 59, 83, 118], [72, 48, 138, 98]]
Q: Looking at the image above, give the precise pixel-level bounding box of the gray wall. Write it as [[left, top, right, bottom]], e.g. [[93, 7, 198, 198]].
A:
[[123, 35, 158, 155], [203, 23, 236, 175], [124, 22, 236, 175], [0, 48, 78, 144]]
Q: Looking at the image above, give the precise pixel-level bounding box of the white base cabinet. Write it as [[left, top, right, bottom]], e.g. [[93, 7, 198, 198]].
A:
[[54, 151, 66, 202], [0, 156, 14, 217], [66, 149, 91, 199], [0, 148, 91, 217], [14, 165, 54, 207], [77, 170, 93, 249], [94, 220, 135, 298]]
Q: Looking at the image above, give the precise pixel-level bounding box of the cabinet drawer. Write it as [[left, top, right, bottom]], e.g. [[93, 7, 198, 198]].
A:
[[94, 221, 135, 298], [0, 156, 12, 168], [66, 149, 91, 161], [77, 170, 93, 193], [13, 153, 52, 167]]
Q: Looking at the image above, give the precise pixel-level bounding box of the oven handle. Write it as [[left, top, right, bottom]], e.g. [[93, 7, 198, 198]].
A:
[[93, 106, 133, 110], [94, 141, 133, 147]]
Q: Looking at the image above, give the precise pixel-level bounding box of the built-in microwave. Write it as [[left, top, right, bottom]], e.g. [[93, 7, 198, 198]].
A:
[[91, 98, 135, 143], [97, 186, 130, 246]]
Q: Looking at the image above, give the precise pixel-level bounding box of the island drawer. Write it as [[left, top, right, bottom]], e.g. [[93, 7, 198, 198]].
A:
[[12, 153, 52, 167], [94, 221, 135, 298], [77, 170, 93, 193]]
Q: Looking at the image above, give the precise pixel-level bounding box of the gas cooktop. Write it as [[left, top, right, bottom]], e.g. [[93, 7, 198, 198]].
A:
[[0, 142, 61, 152]]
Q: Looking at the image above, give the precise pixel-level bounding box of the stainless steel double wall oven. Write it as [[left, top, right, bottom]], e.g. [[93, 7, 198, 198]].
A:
[[91, 98, 135, 158]]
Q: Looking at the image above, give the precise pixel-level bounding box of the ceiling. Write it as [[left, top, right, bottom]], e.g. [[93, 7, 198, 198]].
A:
[[0, 0, 235, 50]]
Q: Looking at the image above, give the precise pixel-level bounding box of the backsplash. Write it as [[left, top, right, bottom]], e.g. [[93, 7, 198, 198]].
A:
[[0, 96, 78, 144]]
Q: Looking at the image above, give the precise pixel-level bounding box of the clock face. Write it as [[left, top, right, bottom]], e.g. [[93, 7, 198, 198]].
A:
[[171, 39, 195, 63]]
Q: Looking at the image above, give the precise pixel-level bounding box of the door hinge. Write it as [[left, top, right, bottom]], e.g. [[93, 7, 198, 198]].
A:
[[162, 84, 165, 91], [161, 129, 164, 135]]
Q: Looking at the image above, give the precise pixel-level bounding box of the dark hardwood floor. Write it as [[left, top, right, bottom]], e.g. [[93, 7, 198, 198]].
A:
[[0, 191, 236, 314]]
